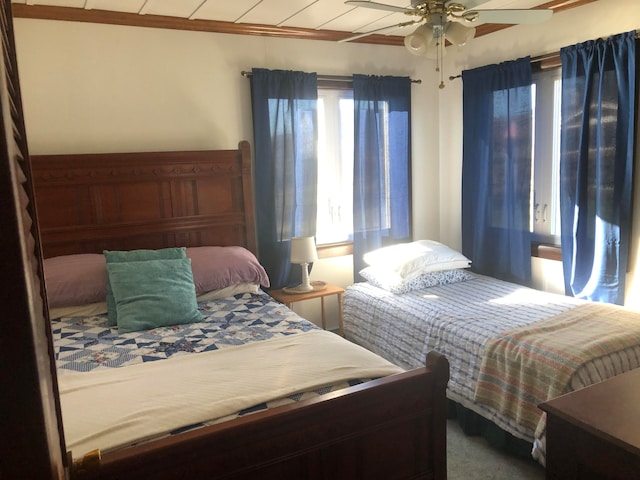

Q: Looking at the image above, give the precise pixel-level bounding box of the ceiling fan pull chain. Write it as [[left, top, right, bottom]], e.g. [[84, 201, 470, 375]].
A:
[[438, 38, 445, 89]]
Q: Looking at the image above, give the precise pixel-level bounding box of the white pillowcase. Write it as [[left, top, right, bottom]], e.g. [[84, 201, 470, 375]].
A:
[[363, 240, 471, 279], [360, 266, 474, 294], [48, 283, 261, 320], [49, 302, 108, 320], [195, 283, 260, 302]]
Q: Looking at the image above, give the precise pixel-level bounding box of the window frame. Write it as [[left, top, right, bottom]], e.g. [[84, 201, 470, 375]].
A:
[[531, 66, 563, 249], [316, 79, 355, 257]]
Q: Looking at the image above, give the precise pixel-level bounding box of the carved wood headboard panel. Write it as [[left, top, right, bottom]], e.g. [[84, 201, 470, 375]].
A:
[[31, 141, 256, 258]]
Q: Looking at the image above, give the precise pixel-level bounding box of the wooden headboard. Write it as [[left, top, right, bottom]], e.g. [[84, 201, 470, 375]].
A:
[[31, 141, 256, 258]]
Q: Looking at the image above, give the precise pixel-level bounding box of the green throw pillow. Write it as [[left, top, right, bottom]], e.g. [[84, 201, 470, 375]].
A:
[[107, 257, 202, 334], [104, 247, 186, 326]]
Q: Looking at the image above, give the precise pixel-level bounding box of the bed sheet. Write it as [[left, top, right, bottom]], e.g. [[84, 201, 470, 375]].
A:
[[344, 273, 640, 462], [344, 274, 583, 413]]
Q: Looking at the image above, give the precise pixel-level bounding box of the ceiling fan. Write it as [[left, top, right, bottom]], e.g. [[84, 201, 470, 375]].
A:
[[342, 1, 553, 88]]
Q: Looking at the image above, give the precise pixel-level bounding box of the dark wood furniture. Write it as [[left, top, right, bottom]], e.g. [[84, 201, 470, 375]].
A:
[[269, 283, 346, 335], [31, 142, 257, 258], [1, 0, 67, 478], [28, 144, 451, 480], [540, 367, 640, 480]]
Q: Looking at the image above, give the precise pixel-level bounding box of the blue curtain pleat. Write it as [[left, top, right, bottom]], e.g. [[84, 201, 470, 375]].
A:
[[559, 31, 635, 305], [461, 57, 533, 285], [352, 75, 411, 280], [250, 68, 318, 289]]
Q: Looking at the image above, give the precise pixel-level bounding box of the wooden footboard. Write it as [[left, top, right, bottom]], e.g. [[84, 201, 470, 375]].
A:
[[72, 351, 449, 480]]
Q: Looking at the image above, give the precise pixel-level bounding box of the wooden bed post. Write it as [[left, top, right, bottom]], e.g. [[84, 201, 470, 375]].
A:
[[426, 350, 450, 480], [239, 140, 257, 255]]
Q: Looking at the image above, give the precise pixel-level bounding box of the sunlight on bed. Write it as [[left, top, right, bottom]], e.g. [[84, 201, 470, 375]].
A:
[[488, 287, 560, 306]]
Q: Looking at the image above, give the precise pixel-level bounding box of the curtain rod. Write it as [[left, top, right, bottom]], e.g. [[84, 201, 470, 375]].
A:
[[449, 30, 640, 81], [448, 52, 560, 81], [241, 71, 421, 84]]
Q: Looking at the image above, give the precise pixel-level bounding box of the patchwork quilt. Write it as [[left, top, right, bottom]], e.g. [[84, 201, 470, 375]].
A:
[[53, 291, 319, 373], [59, 330, 403, 458], [52, 291, 369, 454]]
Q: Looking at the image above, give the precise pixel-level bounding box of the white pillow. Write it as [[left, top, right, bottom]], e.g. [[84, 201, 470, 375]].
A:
[[49, 302, 108, 319], [196, 283, 260, 302], [360, 266, 474, 294], [363, 240, 471, 279], [49, 283, 261, 320]]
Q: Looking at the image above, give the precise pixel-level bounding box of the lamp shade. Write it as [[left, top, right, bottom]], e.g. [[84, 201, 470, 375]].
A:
[[404, 24, 434, 56], [290, 236, 318, 264], [445, 22, 475, 46]]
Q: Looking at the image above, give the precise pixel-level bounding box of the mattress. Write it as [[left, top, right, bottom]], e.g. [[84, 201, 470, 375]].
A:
[[343, 273, 640, 462], [52, 291, 400, 458]]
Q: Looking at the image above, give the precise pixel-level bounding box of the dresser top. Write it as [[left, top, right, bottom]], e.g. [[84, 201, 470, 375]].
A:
[[540, 367, 640, 457]]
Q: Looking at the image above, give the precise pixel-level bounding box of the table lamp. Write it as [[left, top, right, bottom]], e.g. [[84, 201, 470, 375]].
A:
[[289, 236, 318, 292]]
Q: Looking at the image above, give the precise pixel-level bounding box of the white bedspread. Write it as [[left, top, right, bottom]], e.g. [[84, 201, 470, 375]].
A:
[[59, 329, 404, 459]]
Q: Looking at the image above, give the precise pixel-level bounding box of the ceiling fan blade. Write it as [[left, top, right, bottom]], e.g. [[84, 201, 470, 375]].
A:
[[345, 1, 411, 14], [470, 9, 553, 26], [338, 19, 418, 43], [451, 0, 490, 10]]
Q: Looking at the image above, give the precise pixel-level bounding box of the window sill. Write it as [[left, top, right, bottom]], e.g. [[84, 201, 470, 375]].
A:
[[317, 242, 353, 259], [319, 242, 560, 261], [532, 243, 562, 262]]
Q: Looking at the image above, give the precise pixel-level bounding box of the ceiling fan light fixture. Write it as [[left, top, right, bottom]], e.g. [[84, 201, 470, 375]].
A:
[[344, 0, 552, 89], [404, 24, 434, 56], [445, 22, 476, 46]]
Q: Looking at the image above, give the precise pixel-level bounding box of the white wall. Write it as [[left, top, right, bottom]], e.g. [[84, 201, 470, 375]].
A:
[[13, 18, 440, 329]]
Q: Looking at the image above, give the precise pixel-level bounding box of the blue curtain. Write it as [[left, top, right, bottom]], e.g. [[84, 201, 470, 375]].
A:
[[250, 68, 318, 289], [461, 57, 533, 285], [559, 31, 636, 305], [352, 75, 411, 281]]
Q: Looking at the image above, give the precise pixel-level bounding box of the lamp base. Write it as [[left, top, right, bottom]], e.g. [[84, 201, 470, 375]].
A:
[[282, 284, 314, 294], [282, 281, 327, 295]]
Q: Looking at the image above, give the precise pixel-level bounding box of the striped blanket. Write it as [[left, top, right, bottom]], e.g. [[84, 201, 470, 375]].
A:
[[474, 302, 640, 441]]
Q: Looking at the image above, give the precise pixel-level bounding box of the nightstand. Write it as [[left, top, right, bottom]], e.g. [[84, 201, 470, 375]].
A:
[[269, 283, 345, 336]]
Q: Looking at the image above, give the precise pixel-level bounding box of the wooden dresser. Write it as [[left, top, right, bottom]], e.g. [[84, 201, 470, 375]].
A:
[[539, 367, 640, 480]]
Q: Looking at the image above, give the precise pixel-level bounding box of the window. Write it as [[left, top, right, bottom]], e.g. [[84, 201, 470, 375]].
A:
[[531, 68, 562, 245], [316, 87, 354, 245]]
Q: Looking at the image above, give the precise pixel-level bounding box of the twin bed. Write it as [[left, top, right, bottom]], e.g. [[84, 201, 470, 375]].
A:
[[343, 243, 640, 465], [32, 142, 449, 479]]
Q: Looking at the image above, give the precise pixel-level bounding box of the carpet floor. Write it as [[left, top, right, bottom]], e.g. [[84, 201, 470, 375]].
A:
[[447, 419, 545, 480]]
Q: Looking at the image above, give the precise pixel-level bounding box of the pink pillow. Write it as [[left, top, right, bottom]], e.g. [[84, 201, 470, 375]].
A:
[[43, 254, 108, 308], [187, 246, 270, 293], [43, 247, 270, 309]]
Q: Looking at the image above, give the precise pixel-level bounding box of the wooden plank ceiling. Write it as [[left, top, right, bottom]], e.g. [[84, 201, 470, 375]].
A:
[[12, 0, 595, 46]]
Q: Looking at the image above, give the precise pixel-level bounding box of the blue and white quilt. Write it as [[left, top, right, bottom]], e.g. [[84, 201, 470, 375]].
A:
[[53, 291, 368, 451], [53, 291, 320, 374]]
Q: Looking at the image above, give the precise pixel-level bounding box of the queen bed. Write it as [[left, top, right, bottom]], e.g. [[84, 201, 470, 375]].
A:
[[343, 241, 640, 465], [30, 142, 450, 480]]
